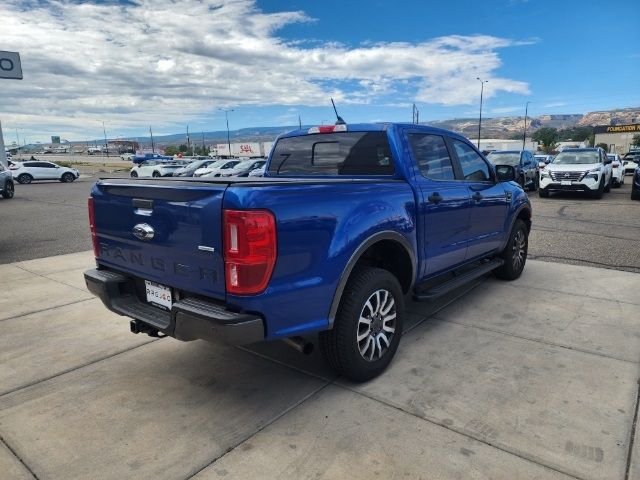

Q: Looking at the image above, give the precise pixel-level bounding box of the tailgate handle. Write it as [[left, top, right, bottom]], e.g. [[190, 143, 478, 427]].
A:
[[132, 198, 154, 209]]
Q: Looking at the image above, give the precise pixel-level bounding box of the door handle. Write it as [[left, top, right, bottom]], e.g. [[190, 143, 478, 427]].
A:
[[472, 191, 483, 202], [427, 192, 443, 204]]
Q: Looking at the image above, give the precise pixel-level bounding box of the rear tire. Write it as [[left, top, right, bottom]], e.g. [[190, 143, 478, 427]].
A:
[[320, 267, 404, 382], [604, 176, 611, 193], [2, 181, 14, 199], [494, 219, 528, 281], [530, 176, 539, 191], [152, 171, 161, 177]]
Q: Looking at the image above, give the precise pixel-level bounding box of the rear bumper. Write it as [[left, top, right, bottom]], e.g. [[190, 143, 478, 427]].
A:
[[84, 268, 264, 345]]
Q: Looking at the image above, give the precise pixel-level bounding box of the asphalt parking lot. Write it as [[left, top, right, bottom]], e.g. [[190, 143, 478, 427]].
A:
[[1, 173, 639, 273]]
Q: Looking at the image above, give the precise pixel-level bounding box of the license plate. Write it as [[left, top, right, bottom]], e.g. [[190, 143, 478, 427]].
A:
[[145, 280, 172, 310], [560, 180, 572, 186]]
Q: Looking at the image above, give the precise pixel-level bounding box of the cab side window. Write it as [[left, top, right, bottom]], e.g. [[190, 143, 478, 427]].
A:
[[408, 133, 455, 181], [451, 139, 492, 182]]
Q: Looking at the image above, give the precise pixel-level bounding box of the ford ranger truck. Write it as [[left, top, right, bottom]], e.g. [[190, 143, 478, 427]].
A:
[[85, 123, 532, 381]]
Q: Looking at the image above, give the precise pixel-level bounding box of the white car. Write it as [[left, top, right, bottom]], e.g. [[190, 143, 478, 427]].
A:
[[622, 153, 640, 175], [10, 160, 79, 184], [130, 160, 186, 178], [218, 159, 266, 177], [120, 153, 135, 161], [248, 165, 266, 177], [539, 147, 612, 199], [607, 154, 624, 187], [196, 160, 241, 177]]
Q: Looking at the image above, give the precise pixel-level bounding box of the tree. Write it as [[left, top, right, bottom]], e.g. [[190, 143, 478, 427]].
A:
[[632, 133, 640, 148], [595, 142, 609, 152], [532, 127, 558, 154], [164, 145, 179, 156]]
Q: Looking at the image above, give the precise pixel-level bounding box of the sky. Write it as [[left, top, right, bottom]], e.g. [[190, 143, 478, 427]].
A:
[[1, 0, 639, 143]]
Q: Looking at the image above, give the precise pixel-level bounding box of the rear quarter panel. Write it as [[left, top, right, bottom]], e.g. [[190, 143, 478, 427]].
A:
[[224, 181, 416, 339]]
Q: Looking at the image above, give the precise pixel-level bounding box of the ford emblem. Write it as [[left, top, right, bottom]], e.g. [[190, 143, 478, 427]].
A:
[[133, 223, 155, 241]]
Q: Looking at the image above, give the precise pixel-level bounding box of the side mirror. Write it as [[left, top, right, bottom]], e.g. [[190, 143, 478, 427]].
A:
[[495, 165, 516, 182], [544, 159, 551, 164], [623, 161, 628, 165], [604, 158, 613, 165]]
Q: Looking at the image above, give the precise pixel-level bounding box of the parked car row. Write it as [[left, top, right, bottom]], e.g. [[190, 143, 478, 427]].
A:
[[130, 158, 267, 179]]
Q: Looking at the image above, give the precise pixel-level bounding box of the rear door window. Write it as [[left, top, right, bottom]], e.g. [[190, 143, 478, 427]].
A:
[[408, 133, 455, 180], [268, 132, 394, 176]]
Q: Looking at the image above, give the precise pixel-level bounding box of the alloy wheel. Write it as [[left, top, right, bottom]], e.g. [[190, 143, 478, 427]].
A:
[[512, 229, 526, 271], [357, 289, 397, 362]]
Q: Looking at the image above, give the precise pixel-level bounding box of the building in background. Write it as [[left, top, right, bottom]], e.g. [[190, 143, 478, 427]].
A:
[[593, 123, 639, 154]]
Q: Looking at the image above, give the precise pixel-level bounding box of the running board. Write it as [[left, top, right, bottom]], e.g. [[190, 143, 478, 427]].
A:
[[412, 258, 504, 302]]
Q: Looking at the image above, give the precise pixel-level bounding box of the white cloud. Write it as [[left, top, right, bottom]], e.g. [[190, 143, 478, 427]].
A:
[[0, 0, 531, 139]]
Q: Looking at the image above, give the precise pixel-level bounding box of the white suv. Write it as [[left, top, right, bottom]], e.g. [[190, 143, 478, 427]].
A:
[[539, 148, 612, 199], [130, 160, 185, 177], [11, 160, 80, 184]]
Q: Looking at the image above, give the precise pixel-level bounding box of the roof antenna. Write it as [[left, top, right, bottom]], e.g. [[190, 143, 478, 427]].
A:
[[331, 98, 346, 125]]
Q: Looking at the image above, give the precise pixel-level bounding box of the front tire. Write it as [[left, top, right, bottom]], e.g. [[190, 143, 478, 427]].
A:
[[130, 171, 138, 178], [17, 173, 33, 184], [152, 171, 161, 177], [494, 219, 528, 280], [538, 188, 549, 198], [61, 172, 75, 183], [592, 178, 604, 199], [320, 267, 404, 382], [2, 181, 14, 199], [604, 176, 611, 193]]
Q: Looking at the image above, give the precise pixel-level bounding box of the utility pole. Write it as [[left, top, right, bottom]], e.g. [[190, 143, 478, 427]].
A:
[[149, 126, 155, 154], [102, 121, 109, 157], [201, 131, 205, 153], [186, 125, 191, 154], [522, 101, 531, 150], [476, 77, 488, 149], [219, 108, 234, 157], [298, 115, 302, 129]]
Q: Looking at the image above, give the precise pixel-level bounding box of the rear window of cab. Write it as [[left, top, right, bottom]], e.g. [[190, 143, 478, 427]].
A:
[[268, 132, 394, 176]]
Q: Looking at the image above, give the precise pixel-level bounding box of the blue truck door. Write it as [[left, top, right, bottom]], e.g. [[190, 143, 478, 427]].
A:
[[448, 137, 508, 259], [405, 131, 471, 279]]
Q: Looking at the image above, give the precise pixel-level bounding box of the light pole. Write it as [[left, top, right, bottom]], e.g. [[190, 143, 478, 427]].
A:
[[522, 101, 531, 150], [476, 77, 488, 149], [102, 121, 109, 158], [219, 108, 234, 157]]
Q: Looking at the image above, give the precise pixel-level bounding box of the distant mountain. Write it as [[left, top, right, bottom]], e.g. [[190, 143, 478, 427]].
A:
[[105, 107, 640, 146], [147, 126, 302, 146], [428, 107, 640, 139]]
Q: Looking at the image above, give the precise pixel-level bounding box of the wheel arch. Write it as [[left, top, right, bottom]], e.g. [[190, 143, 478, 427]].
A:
[[328, 231, 416, 328]]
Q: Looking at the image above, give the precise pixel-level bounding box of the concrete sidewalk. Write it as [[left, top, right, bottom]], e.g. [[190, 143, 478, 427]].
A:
[[0, 251, 638, 480]]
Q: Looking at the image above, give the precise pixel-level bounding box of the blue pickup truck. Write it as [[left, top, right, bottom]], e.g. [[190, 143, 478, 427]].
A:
[[85, 123, 532, 381]]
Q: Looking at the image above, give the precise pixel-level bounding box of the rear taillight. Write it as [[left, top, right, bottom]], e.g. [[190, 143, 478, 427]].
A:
[[223, 209, 276, 295], [88, 197, 99, 258]]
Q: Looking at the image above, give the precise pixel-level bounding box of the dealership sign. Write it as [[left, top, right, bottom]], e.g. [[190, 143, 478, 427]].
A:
[[593, 124, 640, 134], [0, 51, 22, 80]]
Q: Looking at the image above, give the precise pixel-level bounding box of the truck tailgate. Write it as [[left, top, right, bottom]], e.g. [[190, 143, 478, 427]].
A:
[[92, 179, 227, 300]]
